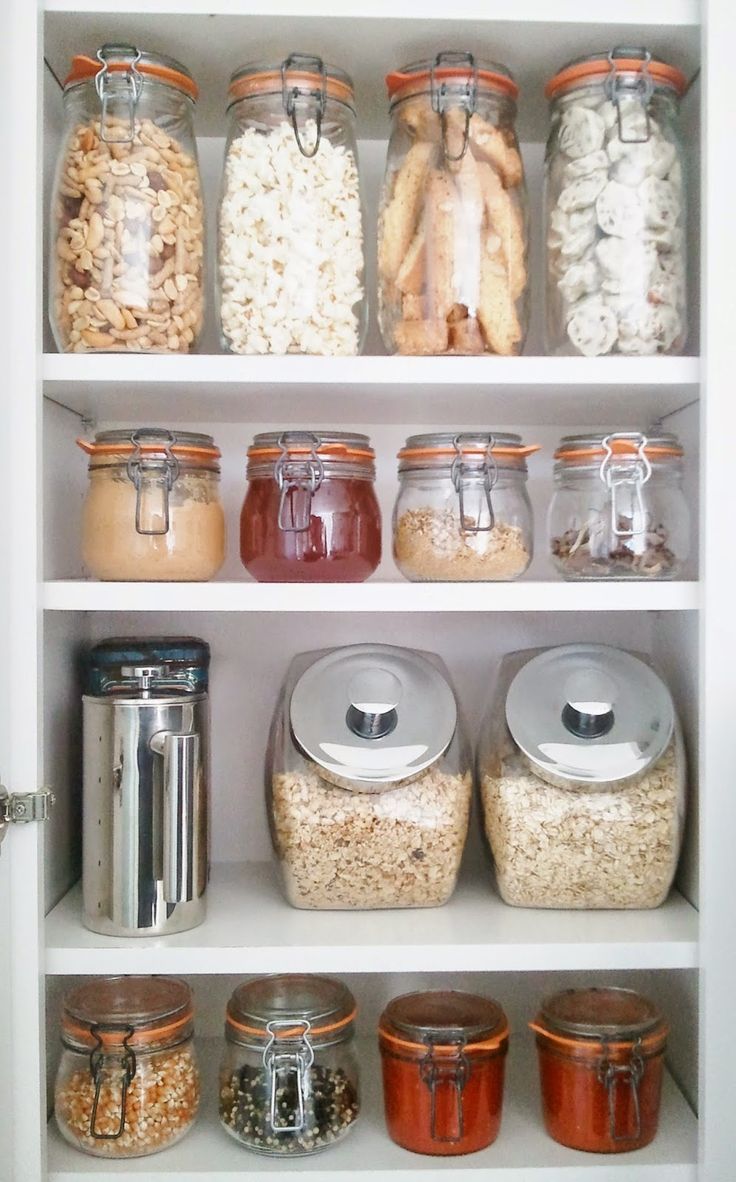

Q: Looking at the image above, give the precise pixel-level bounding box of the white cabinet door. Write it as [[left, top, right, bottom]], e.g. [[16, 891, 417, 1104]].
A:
[[0, 842, 13, 1182]]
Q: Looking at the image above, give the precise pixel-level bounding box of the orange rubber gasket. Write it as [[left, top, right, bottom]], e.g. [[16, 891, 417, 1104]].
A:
[[546, 58, 686, 100], [62, 1009, 193, 1050], [398, 445, 540, 460], [65, 54, 198, 100], [77, 438, 220, 461], [555, 443, 682, 461], [378, 1020, 509, 1056], [386, 67, 519, 102], [248, 445, 374, 461], [226, 1006, 357, 1042], [529, 1018, 669, 1056], [229, 70, 353, 105]]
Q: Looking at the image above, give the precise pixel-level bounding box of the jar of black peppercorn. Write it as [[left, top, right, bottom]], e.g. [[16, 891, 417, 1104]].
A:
[[219, 975, 360, 1155]]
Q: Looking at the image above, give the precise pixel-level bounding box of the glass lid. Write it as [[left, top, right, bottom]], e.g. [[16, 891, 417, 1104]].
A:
[[226, 975, 356, 1046], [63, 975, 192, 1031], [540, 986, 663, 1041], [381, 990, 505, 1045]]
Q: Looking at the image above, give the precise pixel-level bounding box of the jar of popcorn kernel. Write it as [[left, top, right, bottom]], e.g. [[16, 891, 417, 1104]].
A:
[[50, 44, 205, 353], [218, 55, 366, 355], [55, 976, 200, 1158]]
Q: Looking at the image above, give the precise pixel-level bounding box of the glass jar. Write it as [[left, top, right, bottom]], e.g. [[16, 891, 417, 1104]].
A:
[[379, 991, 509, 1156], [240, 431, 381, 582], [530, 987, 669, 1153], [267, 643, 471, 909], [548, 431, 689, 579], [218, 55, 366, 355], [51, 44, 205, 353], [478, 644, 686, 909], [55, 976, 199, 1158], [545, 48, 687, 356], [79, 428, 226, 581], [378, 52, 528, 356], [219, 975, 359, 1154], [394, 433, 536, 581]]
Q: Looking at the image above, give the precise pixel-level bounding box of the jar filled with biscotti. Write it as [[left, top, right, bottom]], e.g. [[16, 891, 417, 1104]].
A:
[[218, 55, 366, 355], [394, 433, 537, 581], [50, 44, 205, 353], [544, 49, 688, 356], [378, 53, 528, 356]]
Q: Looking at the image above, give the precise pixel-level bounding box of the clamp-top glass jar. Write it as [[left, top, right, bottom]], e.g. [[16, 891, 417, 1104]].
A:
[[51, 44, 204, 353], [218, 55, 366, 355], [394, 432, 537, 581], [378, 52, 528, 355], [219, 975, 360, 1155], [545, 49, 687, 356], [548, 431, 688, 579], [79, 429, 226, 581], [55, 976, 200, 1158], [240, 431, 381, 582]]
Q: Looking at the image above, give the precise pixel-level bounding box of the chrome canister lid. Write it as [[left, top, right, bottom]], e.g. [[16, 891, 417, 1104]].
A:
[[85, 637, 210, 696]]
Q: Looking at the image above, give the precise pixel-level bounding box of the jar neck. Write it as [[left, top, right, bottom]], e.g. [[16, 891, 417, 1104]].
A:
[[554, 460, 682, 484]]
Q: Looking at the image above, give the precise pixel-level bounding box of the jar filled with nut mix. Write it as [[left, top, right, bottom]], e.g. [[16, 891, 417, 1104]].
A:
[[54, 976, 200, 1157], [478, 644, 686, 910], [220, 975, 359, 1154], [218, 55, 366, 355], [51, 45, 205, 353], [544, 49, 688, 356], [378, 53, 528, 356], [548, 432, 689, 579], [394, 433, 537, 581], [268, 643, 472, 909]]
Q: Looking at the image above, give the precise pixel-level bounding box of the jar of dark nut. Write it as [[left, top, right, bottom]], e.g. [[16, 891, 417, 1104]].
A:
[[219, 975, 360, 1155], [55, 976, 200, 1158], [50, 44, 205, 353]]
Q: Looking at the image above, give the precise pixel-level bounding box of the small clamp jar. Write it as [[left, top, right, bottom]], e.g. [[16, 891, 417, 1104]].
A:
[[219, 974, 360, 1155], [240, 431, 381, 582], [394, 432, 537, 581], [54, 976, 199, 1158], [78, 428, 226, 581], [548, 431, 689, 579], [530, 987, 669, 1153], [378, 990, 509, 1156]]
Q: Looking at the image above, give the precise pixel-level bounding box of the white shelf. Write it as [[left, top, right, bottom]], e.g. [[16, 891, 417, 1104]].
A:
[[45, 1036, 697, 1180], [44, 862, 699, 975]]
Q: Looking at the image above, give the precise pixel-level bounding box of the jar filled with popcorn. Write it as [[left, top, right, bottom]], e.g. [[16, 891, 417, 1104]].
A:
[[544, 48, 688, 356], [267, 643, 471, 909], [218, 55, 366, 355], [50, 44, 205, 353], [378, 52, 529, 356], [478, 644, 686, 909], [393, 433, 537, 581]]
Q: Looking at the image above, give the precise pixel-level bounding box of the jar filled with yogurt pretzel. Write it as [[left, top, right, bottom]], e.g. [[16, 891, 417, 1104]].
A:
[[378, 53, 529, 356], [544, 49, 688, 356], [51, 44, 204, 353]]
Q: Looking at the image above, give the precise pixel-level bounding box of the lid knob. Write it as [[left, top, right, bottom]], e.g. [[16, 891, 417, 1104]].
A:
[[561, 669, 616, 739], [346, 669, 402, 739]]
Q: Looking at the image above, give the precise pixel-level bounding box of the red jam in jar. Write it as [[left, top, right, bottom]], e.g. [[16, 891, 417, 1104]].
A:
[[530, 986, 669, 1154], [240, 431, 382, 582], [378, 990, 509, 1156]]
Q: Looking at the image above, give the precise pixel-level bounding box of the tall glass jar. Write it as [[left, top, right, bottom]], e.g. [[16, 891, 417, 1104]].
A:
[[78, 428, 226, 581], [393, 433, 537, 581], [545, 49, 687, 356], [548, 431, 689, 579], [218, 55, 366, 355], [240, 431, 381, 582], [378, 52, 528, 356], [55, 976, 200, 1158], [50, 44, 204, 353], [219, 975, 360, 1154]]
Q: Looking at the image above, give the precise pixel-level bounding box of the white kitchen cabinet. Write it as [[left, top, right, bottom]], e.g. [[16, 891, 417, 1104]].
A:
[[3, 1, 735, 1179]]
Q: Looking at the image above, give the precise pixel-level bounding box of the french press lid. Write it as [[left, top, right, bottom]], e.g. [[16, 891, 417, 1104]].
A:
[[289, 644, 457, 789], [505, 643, 674, 786], [539, 986, 663, 1042], [85, 637, 210, 696]]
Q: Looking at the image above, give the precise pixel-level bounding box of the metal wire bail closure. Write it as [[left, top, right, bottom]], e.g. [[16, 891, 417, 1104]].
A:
[[126, 429, 180, 536], [604, 47, 654, 144], [431, 51, 478, 163], [419, 1037, 469, 1143], [281, 53, 327, 158], [88, 1024, 137, 1140], [274, 431, 324, 532], [451, 434, 497, 534], [597, 1037, 645, 1142], [95, 44, 143, 144], [262, 1019, 315, 1132], [599, 432, 652, 542]]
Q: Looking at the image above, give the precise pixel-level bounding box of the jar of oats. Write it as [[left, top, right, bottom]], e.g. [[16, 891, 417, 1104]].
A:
[[55, 976, 199, 1158], [50, 44, 204, 353], [394, 433, 537, 581], [478, 644, 686, 909], [78, 429, 225, 581], [268, 643, 471, 909]]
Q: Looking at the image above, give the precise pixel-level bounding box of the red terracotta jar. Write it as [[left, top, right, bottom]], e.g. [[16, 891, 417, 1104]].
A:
[[378, 990, 509, 1156], [530, 986, 669, 1154]]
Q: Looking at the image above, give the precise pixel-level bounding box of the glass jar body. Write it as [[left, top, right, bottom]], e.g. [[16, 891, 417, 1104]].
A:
[[55, 1038, 200, 1157], [218, 91, 366, 355], [50, 79, 205, 354], [545, 84, 686, 356], [378, 89, 528, 356]]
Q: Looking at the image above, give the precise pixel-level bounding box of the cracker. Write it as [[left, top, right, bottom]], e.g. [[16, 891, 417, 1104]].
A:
[[465, 111, 523, 188], [478, 251, 522, 355], [478, 162, 527, 300], [394, 318, 449, 355], [396, 224, 427, 295], [425, 169, 456, 321], [448, 316, 485, 353], [379, 141, 435, 281]]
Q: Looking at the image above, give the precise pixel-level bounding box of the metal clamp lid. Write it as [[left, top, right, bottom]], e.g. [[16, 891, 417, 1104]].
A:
[[125, 429, 179, 537], [88, 1024, 137, 1140], [605, 47, 654, 144], [95, 44, 143, 144], [599, 432, 653, 543], [430, 51, 478, 162], [281, 53, 327, 158], [451, 433, 498, 534], [274, 431, 325, 533]]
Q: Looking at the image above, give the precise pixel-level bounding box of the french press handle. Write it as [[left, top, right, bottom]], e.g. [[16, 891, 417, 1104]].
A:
[[150, 730, 200, 903]]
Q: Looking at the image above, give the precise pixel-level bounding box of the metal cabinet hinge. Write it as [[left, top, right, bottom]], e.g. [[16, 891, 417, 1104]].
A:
[[0, 786, 55, 825]]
